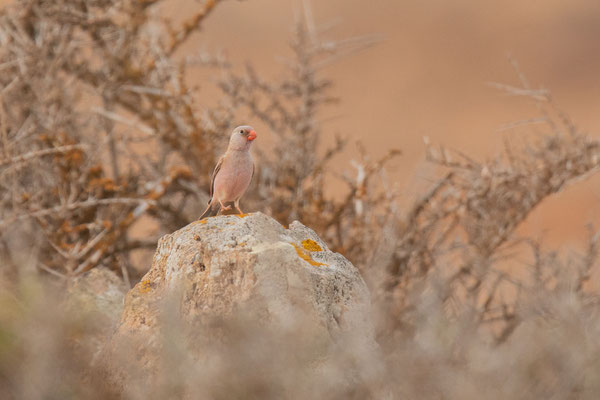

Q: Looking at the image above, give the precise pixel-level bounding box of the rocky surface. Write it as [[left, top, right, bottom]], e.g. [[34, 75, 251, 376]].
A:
[[65, 268, 128, 355], [102, 212, 381, 392], [67, 268, 127, 322]]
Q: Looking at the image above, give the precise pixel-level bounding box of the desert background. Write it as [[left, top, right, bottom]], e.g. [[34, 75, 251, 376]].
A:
[[1, 0, 600, 398], [182, 0, 600, 247], [3, 0, 598, 244]]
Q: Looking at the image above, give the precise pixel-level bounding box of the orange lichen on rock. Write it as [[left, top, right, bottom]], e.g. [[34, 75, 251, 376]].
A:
[[291, 243, 327, 267], [236, 213, 251, 218], [301, 239, 322, 252], [139, 280, 152, 294]]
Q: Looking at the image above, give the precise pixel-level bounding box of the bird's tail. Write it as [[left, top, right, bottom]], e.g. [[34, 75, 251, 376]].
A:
[[199, 201, 220, 220]]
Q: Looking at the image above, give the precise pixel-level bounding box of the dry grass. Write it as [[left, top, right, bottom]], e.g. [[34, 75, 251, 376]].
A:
[[1, 1, 600, 399]]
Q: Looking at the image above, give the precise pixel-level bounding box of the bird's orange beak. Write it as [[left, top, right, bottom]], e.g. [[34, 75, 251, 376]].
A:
[[247, 130, 257, 141]]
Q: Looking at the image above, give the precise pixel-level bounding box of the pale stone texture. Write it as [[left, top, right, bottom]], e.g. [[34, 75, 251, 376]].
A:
[[67, 268, 127, 322], [103, 212, 382, 393], [118, 212, 374, 339], [65, 268, 128, 355]]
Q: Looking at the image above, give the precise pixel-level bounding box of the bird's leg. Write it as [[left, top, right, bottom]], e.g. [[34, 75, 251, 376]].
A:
[[219, 199, 232, 211], [233, 199, 243, 214]]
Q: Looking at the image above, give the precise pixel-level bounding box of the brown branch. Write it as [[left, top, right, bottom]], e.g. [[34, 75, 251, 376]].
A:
[[0, 198, 157, 226], [0, 144, 86, 167]]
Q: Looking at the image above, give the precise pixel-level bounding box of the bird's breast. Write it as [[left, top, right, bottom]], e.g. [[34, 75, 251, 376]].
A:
[[213, 153, 254, 202]]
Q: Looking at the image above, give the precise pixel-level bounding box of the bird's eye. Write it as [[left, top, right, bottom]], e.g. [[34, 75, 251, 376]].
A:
[[240, 130, 246, 135]]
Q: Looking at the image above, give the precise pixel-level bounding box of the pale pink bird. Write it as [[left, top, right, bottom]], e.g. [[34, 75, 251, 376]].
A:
[[200, 125, 257, 219]]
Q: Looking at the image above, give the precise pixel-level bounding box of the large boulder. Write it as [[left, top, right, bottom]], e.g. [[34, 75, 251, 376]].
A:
[[67, 268, 128, 324], [104, 212, 383, 396], [65, 268, 128, 355]]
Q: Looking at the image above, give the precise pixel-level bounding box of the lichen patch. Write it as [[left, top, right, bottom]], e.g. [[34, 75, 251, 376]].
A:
[[139, 280, 152, 294], [291, 243, 327, 267], [301, 239, 322, 252]]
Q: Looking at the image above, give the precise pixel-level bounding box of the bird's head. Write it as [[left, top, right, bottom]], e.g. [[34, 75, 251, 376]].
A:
[[228, 125, 257, 150]]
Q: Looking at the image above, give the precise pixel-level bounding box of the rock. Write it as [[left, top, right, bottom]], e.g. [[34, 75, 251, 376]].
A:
[[103, 212, 382, 395], [67, 268, 127, 322], [65, 268, 128, 355]]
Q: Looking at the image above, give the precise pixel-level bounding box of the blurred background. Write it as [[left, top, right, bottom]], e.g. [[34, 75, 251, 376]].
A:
[[3, 0, 597, 244], [175, 0, 600, 247]]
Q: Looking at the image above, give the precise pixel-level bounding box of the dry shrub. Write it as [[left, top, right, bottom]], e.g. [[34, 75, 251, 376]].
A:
[[2, 268, 600, 400], [1, 1, 600, 399], [0, 0, 389, 283], [376, 78, 600, 342], [0, 0, 225, 283]]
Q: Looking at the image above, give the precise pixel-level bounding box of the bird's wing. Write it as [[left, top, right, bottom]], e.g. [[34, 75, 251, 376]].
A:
[[208, 155, 224, 203]]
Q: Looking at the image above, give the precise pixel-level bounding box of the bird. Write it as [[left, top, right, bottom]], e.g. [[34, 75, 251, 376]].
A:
[[199, 125, 257, 219]]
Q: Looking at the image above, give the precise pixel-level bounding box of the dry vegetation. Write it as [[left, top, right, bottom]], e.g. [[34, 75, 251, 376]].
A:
[[1, 0, 600, 399]]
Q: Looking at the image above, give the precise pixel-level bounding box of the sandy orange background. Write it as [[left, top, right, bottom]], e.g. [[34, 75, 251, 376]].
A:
[[185, 0, 600, 250], [7, 0, 600, 249]]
